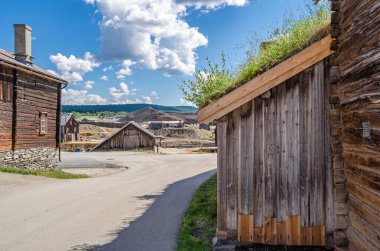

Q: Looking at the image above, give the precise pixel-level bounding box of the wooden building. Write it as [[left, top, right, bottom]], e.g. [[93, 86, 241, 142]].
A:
[[93, 121, 156, 151], [0, 24, 67, 170], [199, 1, 380, 249], [60, 113, 80, 142], [199, 36, 335, 248], [330, 0, 380, 250]]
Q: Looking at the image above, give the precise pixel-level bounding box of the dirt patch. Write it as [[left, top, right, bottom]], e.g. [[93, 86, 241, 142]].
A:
[[152, 127, 213, 140], [80, 124, 118, 140]]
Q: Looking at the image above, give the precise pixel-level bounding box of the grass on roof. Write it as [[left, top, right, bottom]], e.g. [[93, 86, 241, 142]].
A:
[[180, 6, 330, 108]]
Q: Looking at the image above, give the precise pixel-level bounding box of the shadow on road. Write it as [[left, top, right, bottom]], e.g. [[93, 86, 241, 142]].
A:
[[70, 169, 216, 251]]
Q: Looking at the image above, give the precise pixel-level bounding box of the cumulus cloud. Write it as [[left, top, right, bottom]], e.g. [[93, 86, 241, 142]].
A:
[[84, 80, 95, 89], [116, 59, 135, 79], [108, 82, 131, 103], [62, 88, 107, 105], [141, 96, 153, 104], [84, 0, 247, 76], [49, 52, 100, 83], [100, 75, 109, 81]]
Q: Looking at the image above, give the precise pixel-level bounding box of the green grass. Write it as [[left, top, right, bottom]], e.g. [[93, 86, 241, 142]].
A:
[[180, 6, 330, 108], [0, 167, 89, 179], [178, 174, 217, 251]]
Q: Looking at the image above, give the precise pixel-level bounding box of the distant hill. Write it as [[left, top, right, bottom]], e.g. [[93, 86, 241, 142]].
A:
[[62, 104, 197, 114], [118, 107, 181, 123]]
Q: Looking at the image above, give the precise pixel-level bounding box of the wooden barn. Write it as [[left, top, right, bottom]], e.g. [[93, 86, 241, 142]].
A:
[[60, 113, 80, 142], [199, 36, 335, 248], [92, 121, 156, 151], [199, 1, 380, 249], [0, 24, 67, 170]]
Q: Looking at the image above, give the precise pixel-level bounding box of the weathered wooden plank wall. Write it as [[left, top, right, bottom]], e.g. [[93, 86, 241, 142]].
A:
[[0, 64, 60, 151], [0, 65, 14, 150], [216, 59, 333, 247], [15, 72, 59, 149], [94, 124, 155, 151], [333, 0, 380, 250]]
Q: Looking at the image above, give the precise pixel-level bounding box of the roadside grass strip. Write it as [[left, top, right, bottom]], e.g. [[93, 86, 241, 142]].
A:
[[178, 174, 217, 251], [0, 167, 89, 179]]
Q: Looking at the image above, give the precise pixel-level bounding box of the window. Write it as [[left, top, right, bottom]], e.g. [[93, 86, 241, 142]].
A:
[[0, 81, 12, 102], [0, 81, 3, 102], [40, 112, 48, 134], [5, 82, 12, 102]]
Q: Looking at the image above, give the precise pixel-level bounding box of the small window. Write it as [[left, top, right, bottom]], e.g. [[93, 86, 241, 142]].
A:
[[0, 81, 3, 102], [0, 81, 12, 102], [5, 82, 12, 102], [40, 112, 48, 134]]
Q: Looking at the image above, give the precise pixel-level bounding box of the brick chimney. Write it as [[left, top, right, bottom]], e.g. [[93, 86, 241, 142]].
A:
[[14, 24, 33, 64]]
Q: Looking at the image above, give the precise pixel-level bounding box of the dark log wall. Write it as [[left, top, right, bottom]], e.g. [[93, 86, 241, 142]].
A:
[[0, 65, 14, 150], [216, 59, 334, 247], [61, 117, 80, 142], [0, 64, 60, 151], [332, 0, 380, 250], [94, 124, 155, 151]]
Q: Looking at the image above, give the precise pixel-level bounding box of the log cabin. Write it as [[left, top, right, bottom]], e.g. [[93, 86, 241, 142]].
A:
[[60, 113, 80, 142], [0, 24, 68, 170], [199, 1, 379, 249], [92, 121, 156, 151]]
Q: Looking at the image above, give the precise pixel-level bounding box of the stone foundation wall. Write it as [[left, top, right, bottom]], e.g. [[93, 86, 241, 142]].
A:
[[0, 147, 58, 170]]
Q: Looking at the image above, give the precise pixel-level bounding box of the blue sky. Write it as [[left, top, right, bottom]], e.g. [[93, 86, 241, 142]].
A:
[[0, 0, 315, 106]]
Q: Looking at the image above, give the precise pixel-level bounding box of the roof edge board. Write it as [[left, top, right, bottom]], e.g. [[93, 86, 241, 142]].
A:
[[198, 35, 333, 123]]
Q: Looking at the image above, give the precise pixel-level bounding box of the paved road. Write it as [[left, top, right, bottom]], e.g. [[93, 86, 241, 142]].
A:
[[0, 152, 216, 251]]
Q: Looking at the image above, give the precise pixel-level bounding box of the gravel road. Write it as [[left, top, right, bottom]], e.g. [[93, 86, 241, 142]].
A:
[[0, 152, 216, 251]]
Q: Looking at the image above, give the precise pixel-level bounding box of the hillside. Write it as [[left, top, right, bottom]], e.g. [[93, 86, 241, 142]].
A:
[[118, 107, 181, 123], [62, 104, 197, 114]]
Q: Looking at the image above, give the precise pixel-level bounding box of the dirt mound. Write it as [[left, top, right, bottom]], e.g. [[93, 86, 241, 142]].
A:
[[79, 124, 118, 140], [118, 107, 181, 123], [152, 128, 213, 140]]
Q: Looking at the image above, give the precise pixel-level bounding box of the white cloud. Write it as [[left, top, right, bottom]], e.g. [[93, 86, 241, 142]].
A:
[[84, 80, 95, 89], [142, 96, 153, 104], [151, 91, 159, 99], [108, 82, 131, 103], [116, 59, 135, 79], [100, 75, 109, 81], [49, 52, 100, 83], [102, 65, 113, 72], [85, 0, 247, 76], [62, 88, 107, 105]]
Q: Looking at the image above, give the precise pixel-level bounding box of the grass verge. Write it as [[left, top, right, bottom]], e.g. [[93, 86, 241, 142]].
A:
[[178, 174, 217, 251], [0, 167, 90, 179]]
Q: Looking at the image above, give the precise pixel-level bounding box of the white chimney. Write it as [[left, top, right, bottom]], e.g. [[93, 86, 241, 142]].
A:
[[14, 24, 33, 64]]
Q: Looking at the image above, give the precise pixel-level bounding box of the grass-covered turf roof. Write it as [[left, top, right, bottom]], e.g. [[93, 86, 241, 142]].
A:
[[180, 6, 331, 108]]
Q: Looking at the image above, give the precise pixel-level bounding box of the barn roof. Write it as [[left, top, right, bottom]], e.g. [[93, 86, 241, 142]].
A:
[[198, 36, 333, 123], [92, 121, 156, 151], [0, 48, 67, 84], [60, 113, 73, 126]]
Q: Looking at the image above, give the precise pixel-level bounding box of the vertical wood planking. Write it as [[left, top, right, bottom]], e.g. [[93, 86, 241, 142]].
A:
[[217, 117, 227, 236], [299, 71, 310, 231], [221, 59, 332, 247], [324, 60, 334, 248], [310, 61, 326, 228], [226, 109, 240, 239], [253, 98, 264, 239]]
